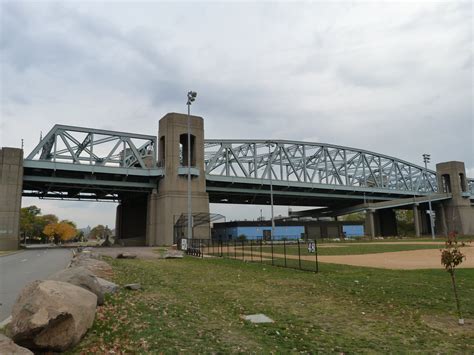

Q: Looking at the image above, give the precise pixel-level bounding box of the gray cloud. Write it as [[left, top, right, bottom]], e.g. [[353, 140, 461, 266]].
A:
[[1, 1, 472, 226]]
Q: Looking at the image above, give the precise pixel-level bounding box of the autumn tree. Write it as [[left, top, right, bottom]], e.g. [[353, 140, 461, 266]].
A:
[[43, 221, 78, 244], [441, 232, 466, 325]]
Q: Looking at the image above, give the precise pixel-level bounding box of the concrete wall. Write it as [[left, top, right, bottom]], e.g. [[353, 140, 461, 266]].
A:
[[0, 148, 23, 250]]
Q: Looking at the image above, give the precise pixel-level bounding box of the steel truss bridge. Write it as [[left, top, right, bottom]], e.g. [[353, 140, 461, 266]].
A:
[[23, 125, 473, 210]]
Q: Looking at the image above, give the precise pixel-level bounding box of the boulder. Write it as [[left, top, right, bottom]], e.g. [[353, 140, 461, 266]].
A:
[[70, 255, 113, 279], [116, 252, 137, 259], [96, 277, 119, 294], [163, 250, 184, 259], [10, 280, 97, 352], [0, 334, 33, 355], [48, 266, 105, 306]]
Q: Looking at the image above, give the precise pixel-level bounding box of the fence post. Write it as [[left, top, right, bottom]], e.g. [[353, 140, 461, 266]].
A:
[[242, 240, 245, 260], [234, 240, 237, 259], [315, 237, 319, 273], [283, 239, 287, 267], [250, 240, 253, 262], [260, 239, 263, 263], [271, 239, 274, 266], [297, 239, 302, 270], [201, 239, 204, 259]]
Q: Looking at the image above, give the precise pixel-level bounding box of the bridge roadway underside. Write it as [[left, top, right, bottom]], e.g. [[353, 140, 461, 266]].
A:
[[206, 178, 423, 211], [22, 162, 160, 200]]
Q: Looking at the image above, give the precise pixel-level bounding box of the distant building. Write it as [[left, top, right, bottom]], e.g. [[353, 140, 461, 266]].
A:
[[212, 220, 364, 241]]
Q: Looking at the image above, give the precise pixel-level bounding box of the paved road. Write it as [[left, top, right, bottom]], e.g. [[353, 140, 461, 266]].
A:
[[0, 249, 72, 322]]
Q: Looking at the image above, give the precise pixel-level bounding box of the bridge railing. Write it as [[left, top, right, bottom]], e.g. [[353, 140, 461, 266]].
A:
[[204, 140, 438, 194], [26, 125, 157, 170]]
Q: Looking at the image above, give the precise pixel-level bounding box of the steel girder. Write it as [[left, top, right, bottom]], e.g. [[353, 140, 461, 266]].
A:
[[204, 140, 440, 196], [27, 124, 158, 170]]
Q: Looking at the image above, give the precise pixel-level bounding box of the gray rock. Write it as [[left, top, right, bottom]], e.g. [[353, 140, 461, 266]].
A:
[[123, 283, 141, 290], [116, 252, 137, 259], [163, 250, 184, 259], [0, 334, 33, 355], [48, 266, 105, 306], [70, 256, 113, 279], [10, 280, 97, 352], [96, 277, 119, 294], [241, 314, 274, 324]]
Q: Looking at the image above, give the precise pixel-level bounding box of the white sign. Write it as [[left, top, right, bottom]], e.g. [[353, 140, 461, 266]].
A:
[[181, 238, 188, 251], [307, 242, 315, 253]]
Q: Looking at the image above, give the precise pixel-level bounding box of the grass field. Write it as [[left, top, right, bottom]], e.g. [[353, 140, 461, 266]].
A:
[[71, 256, 474, 353]]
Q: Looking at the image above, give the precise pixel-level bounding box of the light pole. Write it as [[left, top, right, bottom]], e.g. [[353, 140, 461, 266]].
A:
[[423, 153, 435, 240], [187, 91, 197, 240], [266, 141, 276, 240]]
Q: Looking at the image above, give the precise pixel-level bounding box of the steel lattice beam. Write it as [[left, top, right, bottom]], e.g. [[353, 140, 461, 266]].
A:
[[204, 140, 442, 195], [27, 124, 157, 169]]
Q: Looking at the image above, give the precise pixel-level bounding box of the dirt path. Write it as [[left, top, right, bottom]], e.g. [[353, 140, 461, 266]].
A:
[[315, 246, 474, 270], [211, 246, 474, 270]]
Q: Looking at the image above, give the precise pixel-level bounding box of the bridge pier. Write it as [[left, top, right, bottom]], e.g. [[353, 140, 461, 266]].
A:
[[436, 161, 474, 235], [147, 113, 210, 246], [365, 208, 398, 238], [115, 193, 148, 246], [0, 148, 23, 250], [413, 204, 421, 237]]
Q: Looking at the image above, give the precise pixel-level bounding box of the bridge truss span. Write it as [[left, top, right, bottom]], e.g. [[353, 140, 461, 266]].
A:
[[204, 140, 439, 196], [23, 125, 163, 200]]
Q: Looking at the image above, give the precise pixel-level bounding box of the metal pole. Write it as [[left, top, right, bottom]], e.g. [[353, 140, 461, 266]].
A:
[[283, 239, 287, 267], [269, 143, 275, 240], [297, 239, 301, 270], [423, 154, 435, 240], [187, 101, 192, 240]]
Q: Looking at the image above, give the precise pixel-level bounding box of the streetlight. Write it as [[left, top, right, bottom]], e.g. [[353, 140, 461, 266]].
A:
[[266, 141, 276, 240], [423, 153, 435, 240], [187, 91, 197, 240]]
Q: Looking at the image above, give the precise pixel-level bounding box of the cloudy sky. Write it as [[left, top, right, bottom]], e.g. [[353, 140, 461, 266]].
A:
[[1, 0, 472, 228]]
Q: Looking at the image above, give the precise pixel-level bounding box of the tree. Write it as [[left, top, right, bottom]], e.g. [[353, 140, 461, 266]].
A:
[[340, 212, 365, 222], [395, 210, 415, 236], [43, 222, 77, 244], [20, 206, 42, 238], [89, 225, 112, 240], [440, 232, 466, 325]]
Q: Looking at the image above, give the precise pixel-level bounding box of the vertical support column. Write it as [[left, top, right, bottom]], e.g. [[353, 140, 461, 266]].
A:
[[365, 210, 376, 238], [115, 204, 122, 240], [146, 189, 158, 246], [0, 148, 23, 250], [413, 204, 421, 237], [435, 203, 448, 237]]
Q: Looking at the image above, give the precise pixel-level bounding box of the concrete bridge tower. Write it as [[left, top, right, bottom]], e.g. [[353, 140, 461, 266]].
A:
[[436, 161, 474, 235], [146, 113, 210, 245]]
